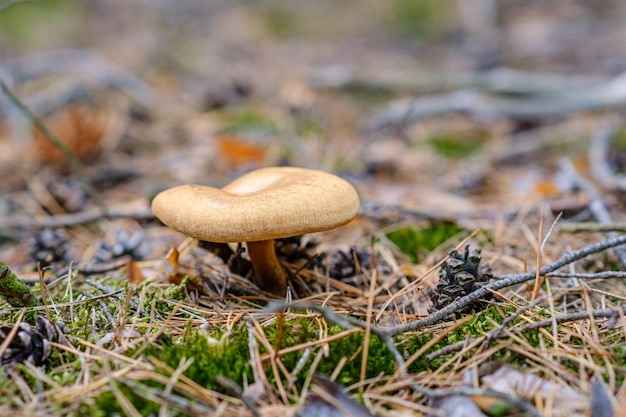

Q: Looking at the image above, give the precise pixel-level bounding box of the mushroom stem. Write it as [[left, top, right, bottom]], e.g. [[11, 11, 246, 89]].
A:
[[246, 240, 287, 296]]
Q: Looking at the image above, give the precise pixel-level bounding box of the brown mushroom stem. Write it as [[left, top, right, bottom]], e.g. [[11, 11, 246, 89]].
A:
[[246, 240, 287, 296]]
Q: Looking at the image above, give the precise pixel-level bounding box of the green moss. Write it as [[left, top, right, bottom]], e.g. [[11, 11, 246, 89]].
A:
[[384, 0, 455, 39], [611, 127, 626, 152], [218, 109, 278, 135], [0, 371, 17, 406], [263, 317, 397, 387], [292, 114, 326, 139], [94, 388, 159, 416], [428, 134, 485, 159], [3, 266, 624, 416], [343, 86, 395, 111], [0, 0, 82, 45], [259, 2, 297, 38], [386, 222, 464, 263], [149, 328, 251, 390], [0, 261, 38, 307], [401, 305, 534, 373], [92, 327, 252, 414]]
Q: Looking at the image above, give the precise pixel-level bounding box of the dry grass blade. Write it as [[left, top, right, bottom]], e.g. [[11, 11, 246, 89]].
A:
[[360, 247, 377, 390]]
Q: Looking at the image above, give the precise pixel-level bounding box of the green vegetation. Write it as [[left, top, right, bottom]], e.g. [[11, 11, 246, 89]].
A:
[[384, 0, 455, 39], [0, 0, 82, 45], [0, 261, 38, 307], [218, 109, 279, 135], [258, 2, 298, 38], [428, 133, 486, 158], [386, 222, 464, 262], [0, 266, 624, 416]]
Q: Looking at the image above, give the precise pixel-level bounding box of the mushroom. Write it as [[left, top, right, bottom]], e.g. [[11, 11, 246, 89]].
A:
[[151, 167, 360, 296]]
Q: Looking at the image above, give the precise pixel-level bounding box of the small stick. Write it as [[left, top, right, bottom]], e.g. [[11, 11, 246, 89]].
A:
[[360, 241, 378, 388], [532, 211, 562, 301], [214, 376, 262, 417], [482, 296, 547, 348], [559, 222, 626, 233], [269, 233, 626, 340], [0, 205, 154, 230], [531, 207, 545, 301], [547, 271, 626, 279]]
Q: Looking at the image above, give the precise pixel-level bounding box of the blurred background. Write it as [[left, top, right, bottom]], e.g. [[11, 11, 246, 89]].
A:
[[1, 0, 626, 241]]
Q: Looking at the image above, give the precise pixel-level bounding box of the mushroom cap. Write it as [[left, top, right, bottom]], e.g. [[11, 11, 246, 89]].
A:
[[151, 167, 360, 242]]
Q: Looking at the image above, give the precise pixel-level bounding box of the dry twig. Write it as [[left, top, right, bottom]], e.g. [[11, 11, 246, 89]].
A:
[[366, 71, 626, 130]]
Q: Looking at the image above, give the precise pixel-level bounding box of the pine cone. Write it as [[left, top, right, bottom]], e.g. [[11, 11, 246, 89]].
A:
[[0, 316, 66, 367], [328, 248, 371, 280], [429, 245, 493, 313], [27, 228, 71, 268]]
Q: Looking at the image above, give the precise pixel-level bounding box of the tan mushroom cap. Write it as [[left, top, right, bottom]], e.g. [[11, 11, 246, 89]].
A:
[[151, 167, 360, 242]]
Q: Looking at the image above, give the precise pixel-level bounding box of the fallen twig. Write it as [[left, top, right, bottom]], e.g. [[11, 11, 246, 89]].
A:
[[559, 222, 626, 233], [271, 233, 626, 339], [308, 65, 601, 95], [0, 204, 154, 230], [546, 271, 626, 279], [484, 296, 547, 348], [515, 307, 621, 333], [366, 71, 626, 130], [214, 376, 262, 417], [3, 49, 154, 107], [0, 288, 124, 314], [386, 232, 626, 336]]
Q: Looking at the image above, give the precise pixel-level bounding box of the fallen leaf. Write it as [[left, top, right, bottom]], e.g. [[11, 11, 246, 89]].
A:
[[126, 259, 146, 285], [215, 133, 265, 168], [32, 104, 107, 168], [482, 366, 589, 416]]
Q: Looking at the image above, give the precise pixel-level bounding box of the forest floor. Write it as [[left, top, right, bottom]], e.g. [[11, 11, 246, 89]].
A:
[[1, 1, 626, 416]]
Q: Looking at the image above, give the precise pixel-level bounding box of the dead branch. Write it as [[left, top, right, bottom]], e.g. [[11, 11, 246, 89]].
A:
[[559, 222, 626, 233], [515, 307, 621, 333], [384, 233, 626, 336], [484, 296, 547, 347], [366, 71, 626, 130], [308, 66, 601, 95], [0, 288, 125, 315], [0, 204, 154, 231], [268, 232, 626, 342], [546, 271, 626, 279], [2, 49, 154, 107]]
